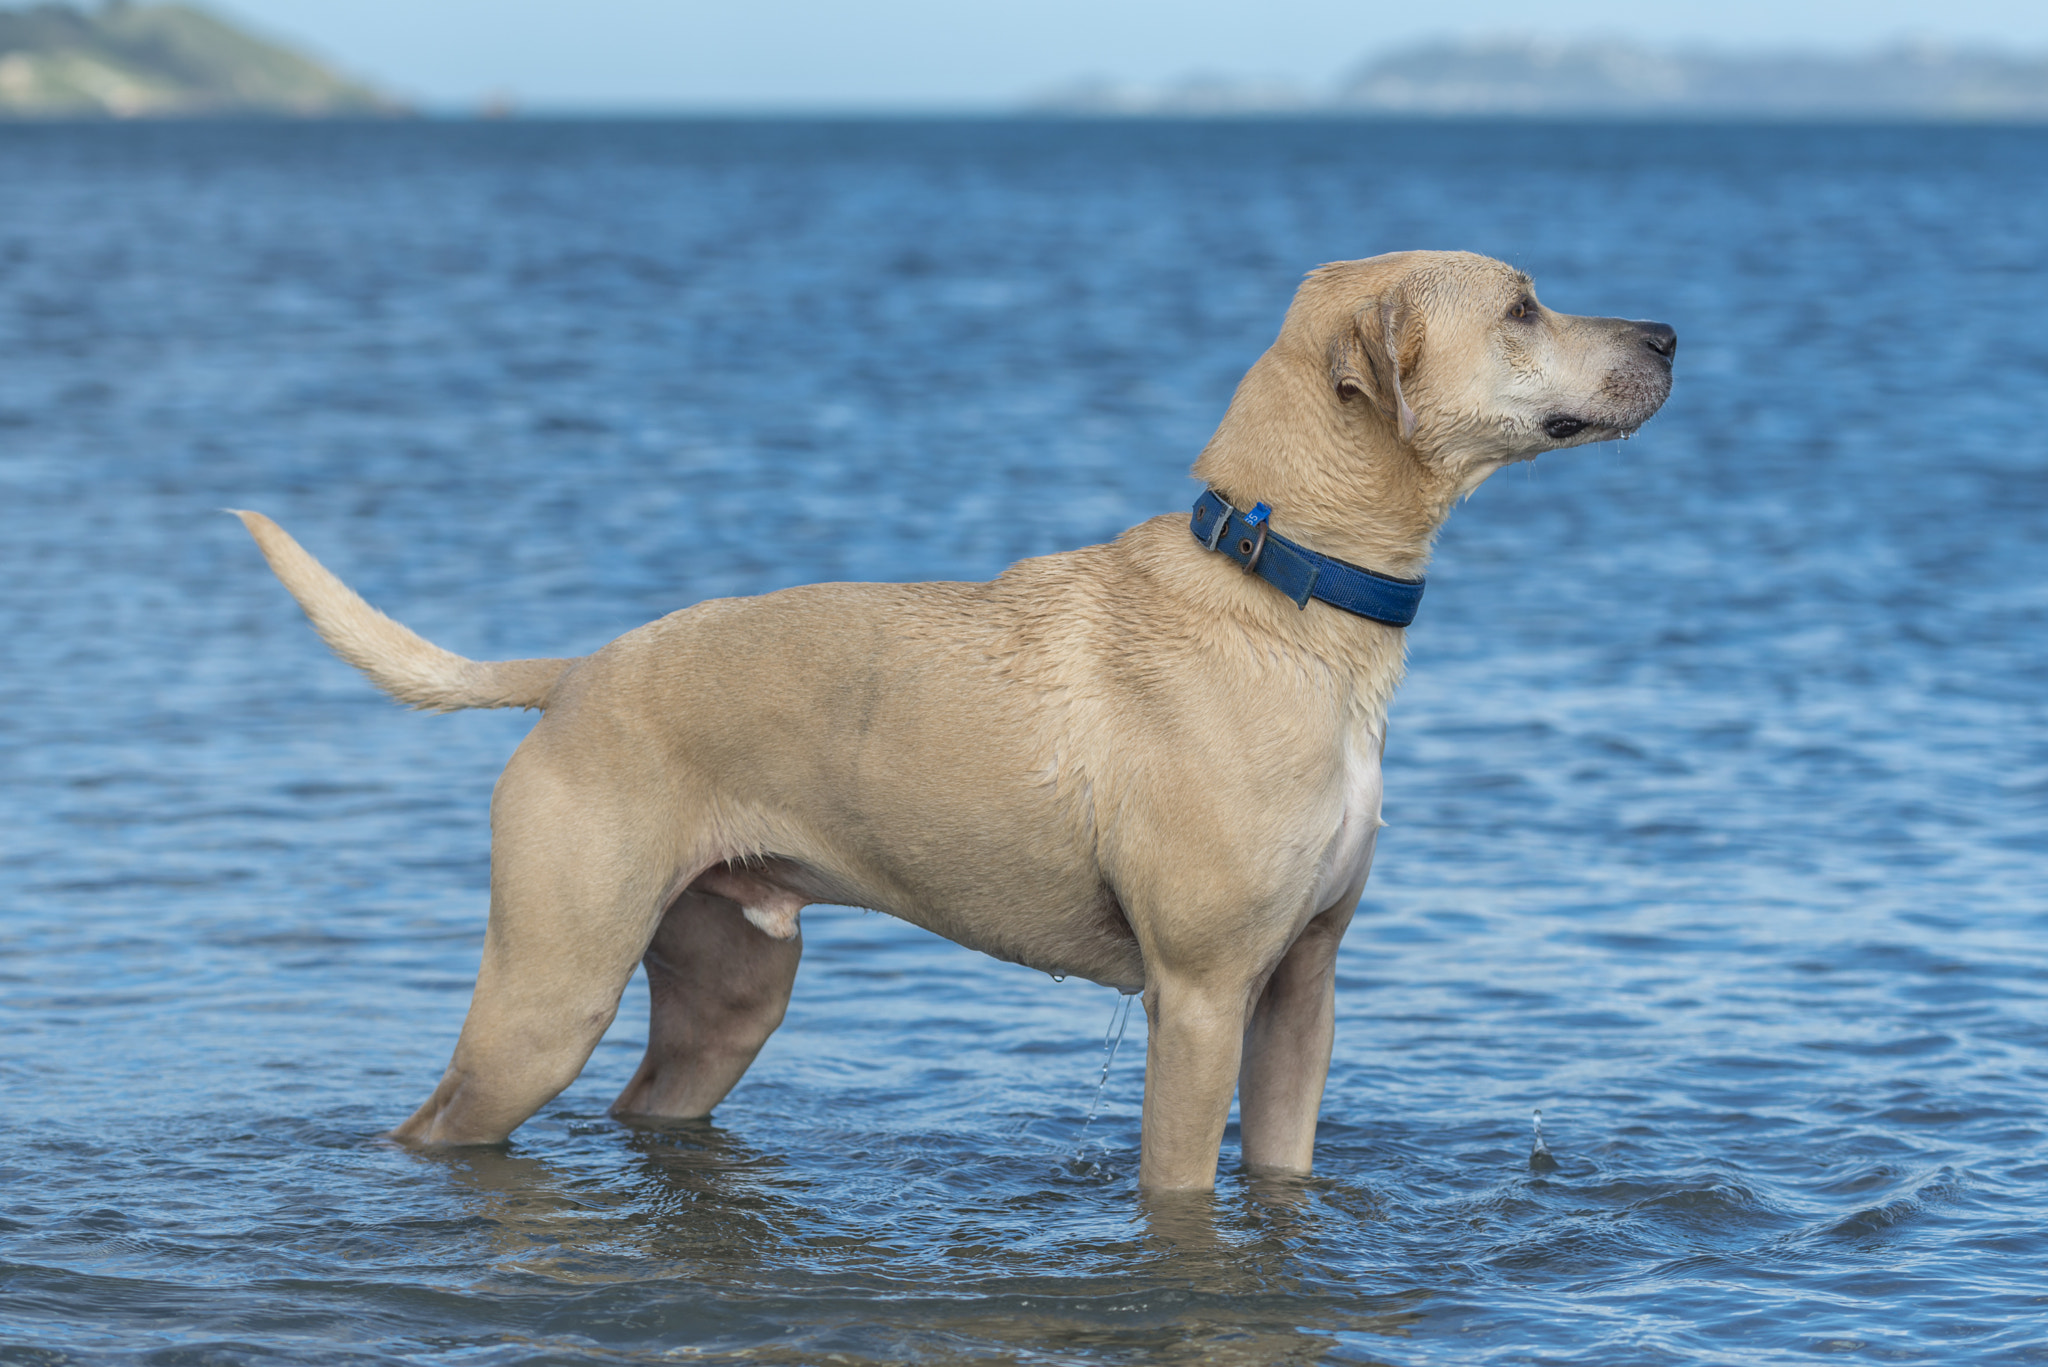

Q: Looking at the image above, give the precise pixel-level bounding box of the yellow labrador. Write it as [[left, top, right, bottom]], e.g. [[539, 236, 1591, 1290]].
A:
[[237, 250, 1674, 1190]]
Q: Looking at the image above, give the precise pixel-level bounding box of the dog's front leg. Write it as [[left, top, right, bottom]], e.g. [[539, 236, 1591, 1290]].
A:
[[1137, 964, 1259, 1191], [1237, 903, 1353, 1175]]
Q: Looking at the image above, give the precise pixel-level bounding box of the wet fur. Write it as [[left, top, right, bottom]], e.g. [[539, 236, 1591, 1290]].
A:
[[237, 251, 1674, 1190]]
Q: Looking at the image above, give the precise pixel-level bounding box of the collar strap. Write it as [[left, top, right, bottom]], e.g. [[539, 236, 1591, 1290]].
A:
[[1190, 489, 1425, 627]]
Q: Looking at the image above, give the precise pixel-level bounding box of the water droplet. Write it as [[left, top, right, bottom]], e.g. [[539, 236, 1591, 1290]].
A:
[[1051, 973, 1066, 982], [1529, 1107, 1559, 1174]]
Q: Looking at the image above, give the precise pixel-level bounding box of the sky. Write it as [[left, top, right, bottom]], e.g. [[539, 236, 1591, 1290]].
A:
[[216, 0, 2048, 110]]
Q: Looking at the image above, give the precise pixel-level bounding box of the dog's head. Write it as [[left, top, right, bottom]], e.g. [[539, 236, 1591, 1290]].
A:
[[1193, 250, 1676, 574], [1308, 250, 1675, 493]]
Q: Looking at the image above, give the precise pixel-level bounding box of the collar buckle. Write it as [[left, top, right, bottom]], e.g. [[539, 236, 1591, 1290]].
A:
[[1238, 502, 1272, 575]]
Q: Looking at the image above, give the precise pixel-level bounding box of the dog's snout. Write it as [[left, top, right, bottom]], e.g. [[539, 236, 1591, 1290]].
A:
[[1635, 321, 1677, 360]]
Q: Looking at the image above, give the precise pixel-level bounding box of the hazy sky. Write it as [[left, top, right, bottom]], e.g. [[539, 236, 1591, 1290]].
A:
[[219, 0, 2048, 109]]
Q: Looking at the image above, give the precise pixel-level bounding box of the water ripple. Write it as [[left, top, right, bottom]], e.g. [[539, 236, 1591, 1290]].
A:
[[2, 118, 2046, 1364]]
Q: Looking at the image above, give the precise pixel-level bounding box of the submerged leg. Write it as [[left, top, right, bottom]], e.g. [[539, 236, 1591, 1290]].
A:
[[610, 887, 802, 1121], [391, 914, 652, 1146], [1138, 964, 1258, 1190], [1237, 903, 1353, 1175], [1127, 864, 1330, 1191], [391, 750, 675, 1147]]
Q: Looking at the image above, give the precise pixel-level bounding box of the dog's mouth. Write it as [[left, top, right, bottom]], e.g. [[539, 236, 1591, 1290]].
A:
[[1541, 374, 1672, 446], [1539, 414, 1642, 443]]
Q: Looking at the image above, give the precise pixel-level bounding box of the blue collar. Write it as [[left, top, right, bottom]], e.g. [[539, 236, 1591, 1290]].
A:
[[1190, 489, 1425, 627]]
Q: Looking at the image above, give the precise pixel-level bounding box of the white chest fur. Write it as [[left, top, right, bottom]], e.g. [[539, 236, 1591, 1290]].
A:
[[1308, 721, 1386, 915]]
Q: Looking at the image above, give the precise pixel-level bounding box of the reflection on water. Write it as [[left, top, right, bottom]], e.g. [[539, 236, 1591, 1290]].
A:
[[435, 1131, 1423, 1364], [3, 118, 2047, 1363]]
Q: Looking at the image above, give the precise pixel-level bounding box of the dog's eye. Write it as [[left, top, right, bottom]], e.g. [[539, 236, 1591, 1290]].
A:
[[1509, 300, 1533, 320]]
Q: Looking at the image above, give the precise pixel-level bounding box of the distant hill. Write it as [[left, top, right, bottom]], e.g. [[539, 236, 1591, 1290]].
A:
[[1339, 39, 2048, 118], [1032, 38, 2048, 120], [0, 1, 393, 117]]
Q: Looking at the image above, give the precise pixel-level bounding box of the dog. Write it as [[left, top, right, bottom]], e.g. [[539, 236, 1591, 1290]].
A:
[[236, 250, 1674, 1191]]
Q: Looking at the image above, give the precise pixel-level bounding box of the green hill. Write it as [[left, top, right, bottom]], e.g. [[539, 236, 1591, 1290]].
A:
[[0, 2, 393, 116]]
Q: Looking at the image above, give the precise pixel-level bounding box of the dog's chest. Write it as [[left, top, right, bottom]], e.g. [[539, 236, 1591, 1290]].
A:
[[1308, 722, 1385, 914]]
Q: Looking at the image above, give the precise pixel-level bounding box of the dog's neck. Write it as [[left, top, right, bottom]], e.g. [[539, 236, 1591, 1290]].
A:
[[1191, 349, 1461, 582]]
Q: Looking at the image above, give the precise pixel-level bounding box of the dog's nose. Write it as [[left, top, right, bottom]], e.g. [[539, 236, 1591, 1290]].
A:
[[1635, 321, 1677, 360]]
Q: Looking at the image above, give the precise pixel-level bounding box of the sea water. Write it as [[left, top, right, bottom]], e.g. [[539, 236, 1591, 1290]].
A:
[[2, 118, 2046, 1364]]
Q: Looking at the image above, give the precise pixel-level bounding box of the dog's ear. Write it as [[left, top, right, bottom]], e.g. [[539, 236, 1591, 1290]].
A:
[[1329, 288, 1423, 441]]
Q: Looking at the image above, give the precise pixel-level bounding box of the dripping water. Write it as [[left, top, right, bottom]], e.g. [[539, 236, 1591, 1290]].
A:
[[1074, 990, 1137, 1159]]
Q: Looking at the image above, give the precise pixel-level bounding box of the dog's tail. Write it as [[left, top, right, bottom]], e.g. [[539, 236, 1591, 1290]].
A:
[[231, 510, 576, 712]]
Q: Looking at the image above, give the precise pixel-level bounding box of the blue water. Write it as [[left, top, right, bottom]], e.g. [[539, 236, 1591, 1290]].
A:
[[2, 119, 2046, 1365]]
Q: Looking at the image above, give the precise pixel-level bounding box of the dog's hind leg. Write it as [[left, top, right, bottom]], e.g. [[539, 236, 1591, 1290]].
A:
[[609, 887, 802, 1122], [1236, 903, 1354, 1176], [390, 748, 675, 1147]]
